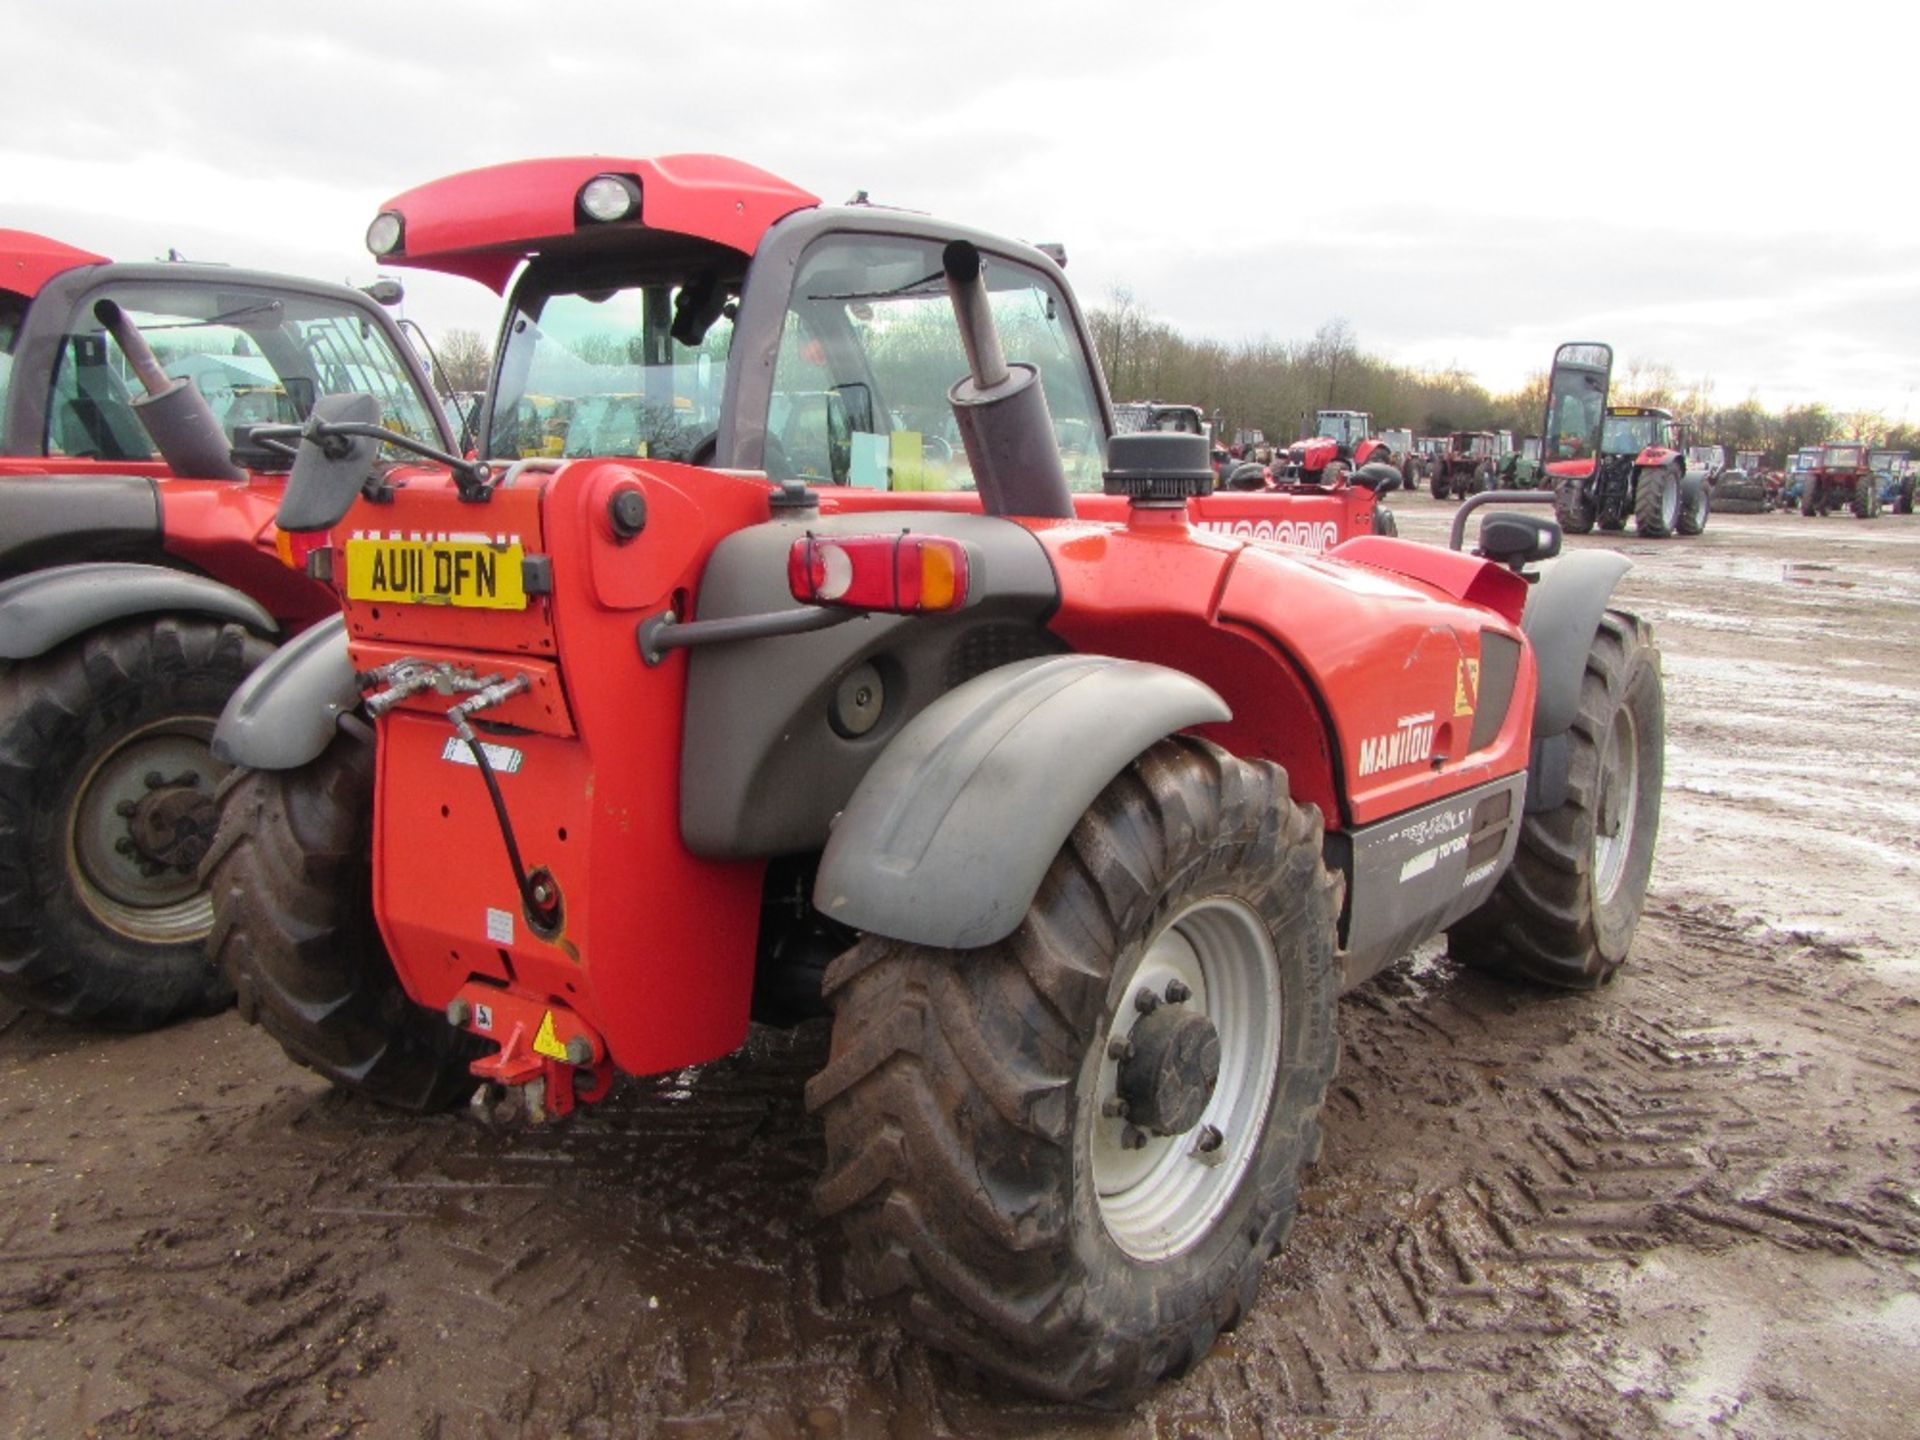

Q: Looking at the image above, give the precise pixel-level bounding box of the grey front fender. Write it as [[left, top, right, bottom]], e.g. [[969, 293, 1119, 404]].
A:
[[212, 614, 359, 768], [0, 561, 276, 660], [814, 654, 1230, 951], [1522, 549, 1631, 738]]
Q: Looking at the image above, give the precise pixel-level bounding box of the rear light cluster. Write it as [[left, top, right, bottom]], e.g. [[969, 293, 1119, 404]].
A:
[[787, 533, 970, 614], [275, 527, 330, 576]]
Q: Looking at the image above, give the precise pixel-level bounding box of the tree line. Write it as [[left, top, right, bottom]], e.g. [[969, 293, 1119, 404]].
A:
[[1087, 291, 1919, 465]]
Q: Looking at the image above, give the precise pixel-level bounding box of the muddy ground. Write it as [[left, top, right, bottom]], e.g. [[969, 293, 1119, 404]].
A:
[[2, 500, 1917, 1439]]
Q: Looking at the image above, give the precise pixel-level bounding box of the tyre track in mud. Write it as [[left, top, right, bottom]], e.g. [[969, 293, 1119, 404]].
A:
[[3, 509, 1919, 1437]]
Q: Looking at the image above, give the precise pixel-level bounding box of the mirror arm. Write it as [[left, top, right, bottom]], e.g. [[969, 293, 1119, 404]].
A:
[[251, 419, 497, 500]]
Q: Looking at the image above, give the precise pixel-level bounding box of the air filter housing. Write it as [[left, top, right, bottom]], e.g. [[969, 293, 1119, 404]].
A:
[[1103, 431, 1214, 502]]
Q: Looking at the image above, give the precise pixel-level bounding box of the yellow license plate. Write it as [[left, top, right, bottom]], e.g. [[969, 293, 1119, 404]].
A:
[[344, 539, 527, 610]]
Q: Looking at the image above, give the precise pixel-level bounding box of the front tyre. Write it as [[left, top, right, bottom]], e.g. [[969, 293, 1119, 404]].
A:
[[1852, 474, 1880, 519], [1634, 465, 1680, 536], [1676, 476, 1710, 535], [807, 737, 1341, 1403], [1449, 611, 1663, 988], [1554, 478, 1595, 534], [203, 731, 481, 1111], [0, 617, 272, 1029]]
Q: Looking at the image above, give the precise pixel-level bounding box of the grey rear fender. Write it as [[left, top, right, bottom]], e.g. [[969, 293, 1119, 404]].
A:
[[211, 614, 358, 769], [0, 560, 276, 661], [1521, 549, 1632, 812], [813, 654, 1230, 950]]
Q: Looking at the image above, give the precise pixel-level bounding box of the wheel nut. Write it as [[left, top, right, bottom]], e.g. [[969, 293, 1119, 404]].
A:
[[115, 837, 137, 856], [116, 800, 138, 818], [1120, 1124, 1148, 1151], [1165, 979, 1192, 1005], [564, 1036, 594, 1066], [1101, 1096, 1129, 1119], [1106, 1038, 1131, 1061], [1195, 1124, 1223, 1153], [1133, 987, 1161, 1015], [446, 998, 472, 1027]]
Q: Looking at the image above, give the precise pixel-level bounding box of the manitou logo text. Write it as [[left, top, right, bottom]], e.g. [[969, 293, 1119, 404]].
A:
[[1358, 712, 1435, 777], [1193, 518, 1342, 552]]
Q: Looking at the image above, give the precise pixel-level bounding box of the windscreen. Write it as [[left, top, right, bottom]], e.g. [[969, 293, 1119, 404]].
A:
[[1546, 358, 1609, 461], [1601, 414, 1658, 455], [486, 277, 735, 462], [42, 280, 441, 463]]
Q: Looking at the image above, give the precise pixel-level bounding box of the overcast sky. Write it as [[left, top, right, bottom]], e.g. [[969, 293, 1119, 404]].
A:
[[5, 1, 1915, 419]]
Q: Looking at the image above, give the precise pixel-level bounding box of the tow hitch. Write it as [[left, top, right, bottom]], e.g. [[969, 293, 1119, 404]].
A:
[[447, 984, 612, 1124]]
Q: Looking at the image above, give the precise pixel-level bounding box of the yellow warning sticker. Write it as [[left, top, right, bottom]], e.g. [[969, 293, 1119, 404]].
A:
[[1455, 658, 1480, 717], [532, 1010, 569, 1060]]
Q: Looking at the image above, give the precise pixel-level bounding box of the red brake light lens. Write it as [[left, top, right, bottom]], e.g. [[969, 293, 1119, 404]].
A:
[[787, 533, 971, 614]]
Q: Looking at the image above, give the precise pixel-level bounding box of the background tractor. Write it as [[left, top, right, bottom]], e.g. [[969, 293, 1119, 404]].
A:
[[1870, 448, 1913, 514], [203, 155, 1661, 1406], [1430, 429, 1508, 499], [0, 230, 450, 1028], [1801, 441, 1879, 518], [1552, 403, 1708, 538], [1276, 408, 1409, 486]]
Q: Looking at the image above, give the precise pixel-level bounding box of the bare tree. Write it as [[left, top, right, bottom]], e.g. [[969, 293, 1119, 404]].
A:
[[436, 328, 492, 393]]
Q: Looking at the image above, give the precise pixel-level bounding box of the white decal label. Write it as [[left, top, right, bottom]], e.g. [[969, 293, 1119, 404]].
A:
[[474, 1002, 495, 1033], [443, 736, 524, 774], [1398, 834, 1468, 883], [1192, 518, 1342, 552], [486, 907, 515, 944], [1462, 859, 1500, 889], [1359, 713, 1436, 777]]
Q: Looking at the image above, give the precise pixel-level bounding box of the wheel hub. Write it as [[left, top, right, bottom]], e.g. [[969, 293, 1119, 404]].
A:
[[124, 776, 217, 872], [1116, 1002, 1220, 1136]]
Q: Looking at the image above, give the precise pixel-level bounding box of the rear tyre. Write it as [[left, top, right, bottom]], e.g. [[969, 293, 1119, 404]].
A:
[[1430, 472, 1452, 501], [204, 732, 482, 1111], [1554, 479, 1595, 534], [1449, 611, 1662, 988], [1802, 476, 1821, 516], [0, 617, 271, 1029], [1372, 505, 1399, 537], [1898, 476, 1915, 515], [1634, 465, 1680, 537], [1852, 474, 1879, 519], [1472, 460, 1494, 494], [808, 737, 1341, 1403], [1676, 477, 1710, 535]]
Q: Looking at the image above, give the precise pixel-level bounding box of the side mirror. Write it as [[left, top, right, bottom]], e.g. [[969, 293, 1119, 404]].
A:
[[279, 393, 383, 532], [1476, 512, 1561, 570]]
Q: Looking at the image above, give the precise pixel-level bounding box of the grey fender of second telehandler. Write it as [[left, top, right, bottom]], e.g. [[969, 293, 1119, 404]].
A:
[[211, 614, 358, 769], [1522, 549, 1632, 739], [0, 561, 275, 661], [813, 654, 1230, 952]]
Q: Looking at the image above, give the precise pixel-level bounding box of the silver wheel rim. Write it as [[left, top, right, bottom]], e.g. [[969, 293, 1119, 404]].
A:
[[1593, 705, 1641, 904], [67, 717, 223, 945], [1091, 896, 1281, 1261]]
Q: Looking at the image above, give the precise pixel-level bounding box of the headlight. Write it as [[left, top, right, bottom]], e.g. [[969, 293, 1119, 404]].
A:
[[366, 211, 404, 257], [578, 174, 641, 224]]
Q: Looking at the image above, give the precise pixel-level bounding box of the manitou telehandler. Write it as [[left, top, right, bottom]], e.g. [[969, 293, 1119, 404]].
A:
[[0, 230, 450, 1027], [205, 156, 1662, 1404]]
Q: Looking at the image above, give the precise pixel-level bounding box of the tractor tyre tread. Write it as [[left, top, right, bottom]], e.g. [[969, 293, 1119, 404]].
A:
[[1448, 610, 1663, 989], [0, 616, 270, 1029], [807, 736, 1341, 1404], [204, 733, 482, 1111]]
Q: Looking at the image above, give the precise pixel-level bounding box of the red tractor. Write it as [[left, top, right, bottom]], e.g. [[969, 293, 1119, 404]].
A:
[[1550, 398, 1708, 538], [1800, 440, 1879, 518], [1275, 408, 1403, 485], [0, 230, 452, 1028], [205, 156, 1663, 1404], [1428, 430, 1508, 500]]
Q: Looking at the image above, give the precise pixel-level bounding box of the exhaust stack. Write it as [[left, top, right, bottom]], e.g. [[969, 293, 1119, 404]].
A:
[[942, 241, 1071, 520], [95, 300, 245, 482]]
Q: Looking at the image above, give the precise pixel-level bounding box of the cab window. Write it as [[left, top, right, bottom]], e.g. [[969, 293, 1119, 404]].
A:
[[487, 280, 733, 462], [768, 234, 1106, 492], [41, 281, 440, 462]]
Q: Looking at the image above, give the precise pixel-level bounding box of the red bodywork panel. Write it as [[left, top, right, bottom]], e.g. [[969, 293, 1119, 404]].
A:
[[336, 464, 1521, 1079], [378, 155, 823, 291], [1546, 458, 1595, 481], [0, 229, 105, 299], [1634, 446, 1680, 468], [0, 457, 335, 632]]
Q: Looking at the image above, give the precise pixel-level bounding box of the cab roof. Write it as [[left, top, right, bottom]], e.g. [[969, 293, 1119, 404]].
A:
[[1605, 405, 1674, 419], [373, 154, 823, 292], [0, 229, 108, 300]]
